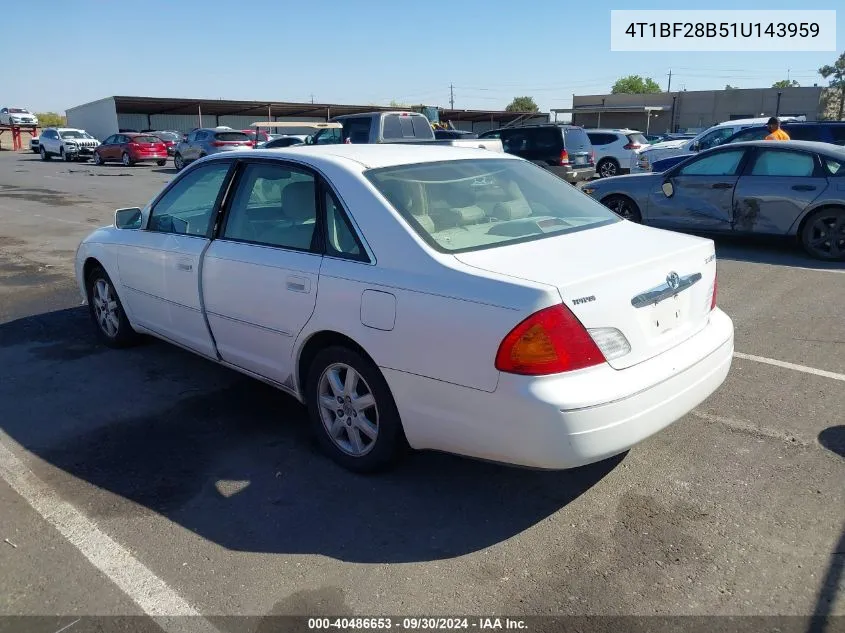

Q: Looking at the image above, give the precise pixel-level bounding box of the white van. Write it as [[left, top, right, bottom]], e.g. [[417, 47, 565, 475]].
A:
[[631, 116, 806, 172]]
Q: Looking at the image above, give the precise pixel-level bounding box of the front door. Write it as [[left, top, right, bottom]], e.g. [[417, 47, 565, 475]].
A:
[[732, 147, 827, 234], [648, 148, 749, 231], [202, 161, 323, 385], [117, 160, 233, 357]]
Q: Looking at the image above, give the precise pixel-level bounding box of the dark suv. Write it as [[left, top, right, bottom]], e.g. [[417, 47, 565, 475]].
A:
[[479, 124, 595, 183]]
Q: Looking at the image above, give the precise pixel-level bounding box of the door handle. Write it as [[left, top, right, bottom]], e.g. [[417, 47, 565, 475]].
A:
[[176, 262, 193, 272], [791, 184, 816, 191], [286, 276, 310, 293], [711, 183, 733, 189]]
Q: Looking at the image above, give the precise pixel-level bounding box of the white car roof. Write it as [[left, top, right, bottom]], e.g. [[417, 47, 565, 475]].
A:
[[246, 144, 517, 170], [588, 128, 641, 134]]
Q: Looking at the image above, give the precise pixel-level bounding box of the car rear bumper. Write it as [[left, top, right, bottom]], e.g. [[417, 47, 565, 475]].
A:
[[547, 165, 596, 183], [384, 308, 734, 469], [130, 154, 169, 162]]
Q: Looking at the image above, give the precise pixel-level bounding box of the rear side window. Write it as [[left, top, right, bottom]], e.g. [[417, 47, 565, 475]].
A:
[[587, 133, 616, 146], [783, 126, 819, 142], [214, 132, 250, 142], [342, 117, 371, 143], [382, 114, 433, 140], [828, 126, 845, 146], [563, 127, 591, 152], [729, 127, 767, 143], [626, 133, 648, 146], [750, 150, 815, 177]]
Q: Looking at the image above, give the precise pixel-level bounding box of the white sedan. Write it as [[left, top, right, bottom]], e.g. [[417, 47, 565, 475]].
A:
[[74, 144, 734, 473]]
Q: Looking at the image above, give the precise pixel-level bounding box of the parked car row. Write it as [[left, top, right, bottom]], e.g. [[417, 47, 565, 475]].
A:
[[583, 139, 845, 261]]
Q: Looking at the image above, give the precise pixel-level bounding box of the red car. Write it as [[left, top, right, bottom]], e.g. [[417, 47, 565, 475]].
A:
[[93, 133, 169, 166], [242, 129, 270, 144]]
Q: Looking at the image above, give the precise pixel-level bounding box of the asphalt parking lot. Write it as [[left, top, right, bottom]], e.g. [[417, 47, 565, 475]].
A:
[[0, 149, 843, 629]]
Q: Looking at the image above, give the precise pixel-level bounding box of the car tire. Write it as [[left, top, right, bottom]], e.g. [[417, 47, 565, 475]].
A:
[[40, 146, 50, 161], [85, 266, 140, 349], [305, 345, 407, 473], [597, 158, 620, 178], [601, 194, 642, 223], [174, 153, 184, 171], [799, 207, 845, 261], [156, 159, 166, 166], [122, 152, 134, 167], [62, 148, 72, 162], [93, 152, 103, 166]]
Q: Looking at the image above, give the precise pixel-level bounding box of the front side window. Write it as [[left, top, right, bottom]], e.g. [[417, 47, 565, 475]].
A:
[[222, 163, 318, 251], [148, 162, 230, 236], [679, 150, 745, 176], [313, 128, 342, 145], [750, 150, 816, 177], [103, 135, 116, 144], [366, 158, 619, 253], [697, 128, 734, 150]]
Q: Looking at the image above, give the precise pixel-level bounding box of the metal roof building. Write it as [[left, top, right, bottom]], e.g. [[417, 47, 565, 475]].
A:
[[65, 96, 548, 141], [563, 87, 827, 134]]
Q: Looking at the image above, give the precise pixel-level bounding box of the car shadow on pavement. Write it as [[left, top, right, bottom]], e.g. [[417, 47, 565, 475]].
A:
[[808, 427, 845, 633], [0, 306, 622, 564], [151, 167, 179, 175]]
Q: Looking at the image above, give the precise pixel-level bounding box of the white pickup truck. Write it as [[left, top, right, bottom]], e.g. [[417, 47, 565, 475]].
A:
[[631, 116, 805, 173], [263, 112, 503, 152]]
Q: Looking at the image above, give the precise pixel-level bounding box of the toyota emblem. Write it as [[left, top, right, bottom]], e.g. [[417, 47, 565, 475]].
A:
[[666, 271, 681, 290]]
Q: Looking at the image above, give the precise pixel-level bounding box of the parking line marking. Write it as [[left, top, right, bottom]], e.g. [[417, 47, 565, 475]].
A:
[[0, 434, 221, 631], [734, 352, 845, 382]]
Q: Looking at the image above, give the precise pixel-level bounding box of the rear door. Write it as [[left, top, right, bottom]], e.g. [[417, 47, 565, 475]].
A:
[[201, 160, 323, 384], [647, 147, 750, 231], [732, 146, 827, 234]]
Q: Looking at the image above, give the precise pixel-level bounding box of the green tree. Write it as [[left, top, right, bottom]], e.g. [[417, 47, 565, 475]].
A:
[[505, 96, 539, 113], [35, 112, 66, 127], [611, 75, 662, 94], [772, 79, 800, 88], [389, 99, 411, 108], [819, 51, 845, 120]]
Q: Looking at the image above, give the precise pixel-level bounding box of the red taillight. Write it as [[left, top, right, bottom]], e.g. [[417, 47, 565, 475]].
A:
[[710, 274, 718, 311], [559, 150, 570, 166], [590, 150, 596, 164], [623, 143, 641, 150], [128, 142, 139, 148], [211, 141, 225, 147], [495, 304, 606, 376], [245, 140, 255, 146]]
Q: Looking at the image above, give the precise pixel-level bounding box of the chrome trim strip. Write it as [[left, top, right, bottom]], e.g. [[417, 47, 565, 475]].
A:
[[631, 272, 702, 308]]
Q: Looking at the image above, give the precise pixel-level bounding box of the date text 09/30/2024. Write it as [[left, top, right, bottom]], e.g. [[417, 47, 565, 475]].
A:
[[307, 617, 528, 630]]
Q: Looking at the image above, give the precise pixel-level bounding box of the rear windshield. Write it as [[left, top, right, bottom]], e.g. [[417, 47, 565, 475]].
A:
[[155, 132, 180, 141], [365, 158, 618, 254], [214, 132, 250, 142], [382, 114, 434, 140], [133, 136, 161, 143], [563, 127, 592, 151], [626, 133, 648, 145]]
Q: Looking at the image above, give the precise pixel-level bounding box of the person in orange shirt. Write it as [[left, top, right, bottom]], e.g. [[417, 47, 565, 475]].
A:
[[765, 117, 790, 141]]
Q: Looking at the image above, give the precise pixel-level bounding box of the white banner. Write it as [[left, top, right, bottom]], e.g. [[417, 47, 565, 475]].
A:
[[610, 10, 837, 52]]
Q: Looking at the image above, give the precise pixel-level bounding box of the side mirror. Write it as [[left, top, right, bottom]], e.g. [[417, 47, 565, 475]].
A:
[[661, 181, 675, 198], [114, 207, 142, 229], [691, 141, 700, 152]]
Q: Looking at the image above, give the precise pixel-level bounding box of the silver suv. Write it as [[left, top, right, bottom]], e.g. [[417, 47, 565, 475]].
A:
[[173, 128, 253, 170]]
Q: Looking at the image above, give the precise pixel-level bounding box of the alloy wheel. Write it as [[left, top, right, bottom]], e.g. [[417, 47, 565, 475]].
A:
[[805, 211, 845, 260], [92, 278, 120, 338], [317, 363, 379, 457]]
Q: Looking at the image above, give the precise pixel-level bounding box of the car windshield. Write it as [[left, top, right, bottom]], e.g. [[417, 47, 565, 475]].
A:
[[9, 108, 27, 113], [60, 130, 89, 139], [366, 158, 619, 253]]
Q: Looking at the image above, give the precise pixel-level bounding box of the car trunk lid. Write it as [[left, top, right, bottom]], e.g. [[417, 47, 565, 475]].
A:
[[453, 221, 717, 370]]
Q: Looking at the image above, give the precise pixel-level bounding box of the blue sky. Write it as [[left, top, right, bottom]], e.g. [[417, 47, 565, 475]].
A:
[[4, 0, 842, 114]]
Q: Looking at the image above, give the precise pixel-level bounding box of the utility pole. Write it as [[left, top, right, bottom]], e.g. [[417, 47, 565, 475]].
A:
[[667, 69, 672, 93], [310, 94, 315, 104], [449, 84, 455, 109]]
